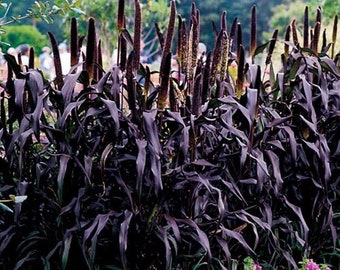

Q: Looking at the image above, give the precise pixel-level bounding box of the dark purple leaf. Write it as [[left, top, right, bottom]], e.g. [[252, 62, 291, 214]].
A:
[[32, 91, 48, 141], [301, 76, 317, 123], [251, 148, 269, 176], [234, 213, 259, 249], [211, 185, 225, 216], [235, 137, 248, 170], [220, 225, 255, 256], [61, 72, 82, 108], [246, 88, 258, 123], [46, 241, 63, 263], [267, 140, 285, 151], [239, 178, 257, 184], [319, 135, 331, 182], [136, 138, 147, 198], [14, 251, 34, 270], [266, 150, 283, 193], [176, 218, 211, 259], [283, 196, 309, 241], [267, 115, 292, 128], [84, 213, 112, 267], [18, 128, 34, 178], [74, 188, 86, 227], [302, 139, 320, 158], [143, 110, 163, 194], [57, 155, 70, 202], [57, 100, 85, 129], [288, 56, 304, 81], [110, 66, 122, 105], [166, 111, 189, 160], [220, 177, 245, 202], [320, 56, 340, 77], [96, 71, 111, 94], [3, 54, 21, 77], [62, 235, 73, 270], [185, 172, 211, 193], [73, 156, 91, 185], [240, 210, 272, 232], [59, 197, 77, 216], [14, 79, 26, 109], [156, 227, 172, 269], [114, 169, 134, 209], [280, 126, 297, 163], [101, 98, 120, 137], [84, 155, 93, 183], [280, 249, 298, 269], [126, 51, 137, 119], [218, 261, 229, 270], [27, 70, 44, 102], [216, 238, 231, 262], [164, 214, 181, 242], [191, 159, 216, 167], [224, 122, 248, 143], [0, 226, 15, 253], [121, 29, 134, 48], [329, 223, 337, 249], [120, 210, 133, 270], [99, 143, 115, 169]]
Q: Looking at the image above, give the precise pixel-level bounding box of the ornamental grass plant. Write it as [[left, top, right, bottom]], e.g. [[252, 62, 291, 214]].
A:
[[0, 1, 339, 269]]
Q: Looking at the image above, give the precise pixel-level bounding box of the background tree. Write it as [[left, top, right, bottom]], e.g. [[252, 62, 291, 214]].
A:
[[266, 0, 308, 39], [1, 24, 48, 52], [0, 0, 83, 49], [265, 0, 339, 53], [1, 0, 338, 59], [307, 0, 340, 23], [54, 0, 172, 67], [176, 0, 284, 51], [176, 0, 339, 54]]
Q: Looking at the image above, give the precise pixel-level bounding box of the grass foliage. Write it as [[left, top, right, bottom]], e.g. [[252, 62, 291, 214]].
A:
[[0, 1, 339, 269]]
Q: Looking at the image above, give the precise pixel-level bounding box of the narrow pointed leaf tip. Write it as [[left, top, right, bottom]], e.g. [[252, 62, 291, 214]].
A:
[[9, 195, 28, 203]]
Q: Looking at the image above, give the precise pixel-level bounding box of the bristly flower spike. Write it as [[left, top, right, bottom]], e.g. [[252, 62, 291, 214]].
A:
[[312, 6, 322, 54], [284, 25, 291, 58], [116, 0, 125, 31], [331, 14, 338, 59], [158, 0, 176, 110], [133, 0, 142, 70], [303, 6, 309, 48], [291, 19, 299, 47], [250, 5, 257, 64]]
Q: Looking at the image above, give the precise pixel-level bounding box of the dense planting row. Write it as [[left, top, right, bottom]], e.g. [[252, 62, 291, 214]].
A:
[[0, 1, 339, 269]]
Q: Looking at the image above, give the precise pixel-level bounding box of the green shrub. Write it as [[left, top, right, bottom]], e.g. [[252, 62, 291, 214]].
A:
[[0, 24, 49, 53]]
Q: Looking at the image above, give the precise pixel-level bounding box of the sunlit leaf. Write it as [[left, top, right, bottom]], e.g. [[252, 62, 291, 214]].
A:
[[62, 235, 73, 270], [9, 195, 28, 203], [0, 202, 13, 213], [120, 210, 133, 270]]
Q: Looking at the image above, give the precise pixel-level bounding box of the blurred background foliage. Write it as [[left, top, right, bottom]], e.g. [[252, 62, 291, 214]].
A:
[[0, 25, 48, 53], [0, 0, 339, 63]]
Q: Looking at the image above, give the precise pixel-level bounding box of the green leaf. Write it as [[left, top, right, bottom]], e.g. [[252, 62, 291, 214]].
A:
[[9, 195, 28, 203], [254, 41, 270, 56], [289, 57, 302, 81], [70, 7, 85, 15], [0, 202, 13, 213], [62, 235, 73, 270]]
